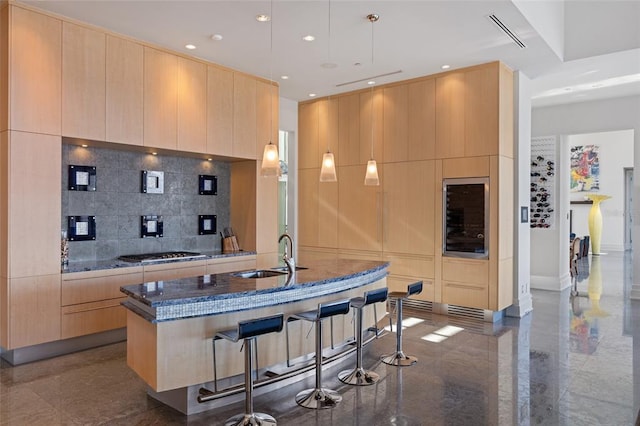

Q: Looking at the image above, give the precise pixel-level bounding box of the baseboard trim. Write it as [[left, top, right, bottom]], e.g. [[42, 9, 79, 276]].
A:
[[0, 328, 126, 365], [531, 274, 571, 291]]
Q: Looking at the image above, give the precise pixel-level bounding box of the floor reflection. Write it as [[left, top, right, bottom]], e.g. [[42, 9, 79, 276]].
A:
[[1, 252, 638, 425]]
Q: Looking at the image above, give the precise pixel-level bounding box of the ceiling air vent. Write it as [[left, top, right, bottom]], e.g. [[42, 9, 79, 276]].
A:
[[336, 70, 403, 87], [487, 14, 527, 49]]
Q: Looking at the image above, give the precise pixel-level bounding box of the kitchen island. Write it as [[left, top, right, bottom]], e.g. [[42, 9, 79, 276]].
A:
[[120, 258, 388, 414]]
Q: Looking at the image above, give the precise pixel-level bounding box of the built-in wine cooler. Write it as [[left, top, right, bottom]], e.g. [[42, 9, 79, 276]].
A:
[[443, 177, 489, 259]]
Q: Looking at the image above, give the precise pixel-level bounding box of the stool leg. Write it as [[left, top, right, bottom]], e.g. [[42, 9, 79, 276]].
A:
[[338, 306, 380, 386], [381, 298, 417, 367], [224, 337, 277, 426], [295, 319, 343, 409]]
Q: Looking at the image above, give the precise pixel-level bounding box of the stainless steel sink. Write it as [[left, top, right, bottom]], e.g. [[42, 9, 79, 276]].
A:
[[270, 266, 308, 272], [231, 269, 288, 279]]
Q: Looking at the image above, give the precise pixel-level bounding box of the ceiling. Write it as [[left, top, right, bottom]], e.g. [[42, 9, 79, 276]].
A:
[[18, 0, 640, 107]]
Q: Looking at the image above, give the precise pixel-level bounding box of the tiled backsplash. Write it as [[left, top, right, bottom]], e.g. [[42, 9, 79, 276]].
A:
[[61, 143, 230, 261]]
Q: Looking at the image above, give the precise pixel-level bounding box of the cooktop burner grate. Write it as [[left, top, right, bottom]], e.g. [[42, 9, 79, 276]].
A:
[[118, 251, 206, 263]]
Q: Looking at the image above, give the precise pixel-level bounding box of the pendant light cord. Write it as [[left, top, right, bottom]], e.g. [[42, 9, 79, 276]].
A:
[[326, 0, 331, 153], [269, 0, 274, 146]]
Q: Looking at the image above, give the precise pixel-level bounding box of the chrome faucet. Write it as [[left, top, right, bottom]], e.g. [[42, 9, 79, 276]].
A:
[[278, 233, 295, 275]]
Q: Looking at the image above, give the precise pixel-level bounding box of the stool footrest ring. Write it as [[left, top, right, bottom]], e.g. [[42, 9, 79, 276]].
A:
[[338, 367, 380, 386]]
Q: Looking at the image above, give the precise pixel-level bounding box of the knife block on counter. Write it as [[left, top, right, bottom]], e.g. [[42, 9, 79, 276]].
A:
[[222, 236, 240, 253]]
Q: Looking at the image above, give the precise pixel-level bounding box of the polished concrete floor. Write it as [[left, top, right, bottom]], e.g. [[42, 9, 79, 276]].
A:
[[1, 252, 639, 425]]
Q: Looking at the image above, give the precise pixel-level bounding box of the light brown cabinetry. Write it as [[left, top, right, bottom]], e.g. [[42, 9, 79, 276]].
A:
[[8, 7, 61, 135], [207, 66, 233, 157], [7, 131, 61, 278], [337, 165, 383, 253], [177, 57, 207, 153], [143, 259, 207, 282], [256, 80, 279, 158], [299, 62, 514, 312], [106, 35, 143, 145], [298, 168, 338, 249], [144, 47, 178, 150], [206, 255, 256, 275], [61, 267, 142, 339], [233, 73, 257, 159], [435, 62, 511, 159], [62, 22, 106, 140]]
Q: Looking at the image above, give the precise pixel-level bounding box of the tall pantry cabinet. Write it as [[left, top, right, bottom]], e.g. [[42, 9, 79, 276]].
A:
[[298, 62, 514, 313]]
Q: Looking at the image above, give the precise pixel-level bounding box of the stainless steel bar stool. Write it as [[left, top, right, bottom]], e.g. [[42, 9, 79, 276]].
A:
[[381, 281, 423, 366], [291, 298, 351, 409], [216, 313, 285, 426], [338, 287, 388, 386]]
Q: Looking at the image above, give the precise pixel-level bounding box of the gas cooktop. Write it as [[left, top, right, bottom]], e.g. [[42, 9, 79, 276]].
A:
[[118, 251, 206, 263]]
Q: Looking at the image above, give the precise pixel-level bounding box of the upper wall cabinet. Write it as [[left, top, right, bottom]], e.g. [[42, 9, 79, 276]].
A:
[[435, 63, 510, 159], [9, 7, 61, 135], [256, 80, 279, 160], [62, 22, 106, 141], [233, 73, 257, 159], [298, 101, 319, 170], [144, 47, 178, 150], [207, 66, 233, 157], [358, 89, 383, 166], [106, 35, 143, 146], [177, 57, 207, 153]]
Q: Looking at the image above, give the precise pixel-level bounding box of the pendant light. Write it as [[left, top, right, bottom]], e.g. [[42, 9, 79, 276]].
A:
[[319, 0, 337, 182], [364, 13, 380, 186], [260, 0, 279, 177]]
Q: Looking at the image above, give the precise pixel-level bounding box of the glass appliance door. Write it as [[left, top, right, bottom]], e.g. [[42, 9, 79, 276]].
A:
[[443, 177, 489, 259]]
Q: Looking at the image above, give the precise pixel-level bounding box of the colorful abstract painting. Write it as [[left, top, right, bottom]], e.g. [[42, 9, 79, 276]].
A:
[[570, 145, 600, 192]]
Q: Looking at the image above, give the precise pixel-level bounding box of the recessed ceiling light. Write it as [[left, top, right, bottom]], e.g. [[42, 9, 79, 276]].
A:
[[81, 144, 88, 148], [210, 34, 223, 41], [185, 44, 196, 50], [309, 93, 317, 97], [564, 87, 573, 92], [302, 35, 315, 42], [441, 64, 451, 70], [354, 62, 362, 66], [207, 158, 213, 161], [281, 75, 289, 80], [151, 152, 158, 156], [367, 81, 375, 85], [256, 14, 270, 22]]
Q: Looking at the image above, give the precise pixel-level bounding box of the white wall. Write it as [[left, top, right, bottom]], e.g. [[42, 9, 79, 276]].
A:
[[507, 71, 533, 317], [279, 97, 299, 254], [531, 95, 640, 298], [568, 129, 634, 252], [512, 0, 565, 60]]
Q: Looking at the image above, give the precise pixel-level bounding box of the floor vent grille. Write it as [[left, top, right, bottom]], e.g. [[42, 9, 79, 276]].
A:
[[400, 299, 433, 312], [446, 304, 485, 321]]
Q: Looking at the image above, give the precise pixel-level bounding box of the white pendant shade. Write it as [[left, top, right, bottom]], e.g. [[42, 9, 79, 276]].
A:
[[261, 142, 280, 177], [364, 159, 380, 186], [319, 152, 337, 182]]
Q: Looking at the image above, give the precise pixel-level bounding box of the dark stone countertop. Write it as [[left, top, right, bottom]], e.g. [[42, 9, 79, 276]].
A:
[[120, 258, 389, 322]]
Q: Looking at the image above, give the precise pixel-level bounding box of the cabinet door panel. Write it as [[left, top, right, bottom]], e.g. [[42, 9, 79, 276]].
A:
[[337, 165, 382, 252], [207, 66, 233, 156], [9, 274, 61, 348], [408, 79, 436, 160], [106, 35, 143, 145], [435, 72, 465, 159], [144, 48, 178, 149], [62, 22, 106, 140], [359, 88, 383, 165], [8, 132, 61, 278], [338, 94, 360, 166], [177, 57, 207, 153], [383, 161, 435, 255], [10, 7, 61, 134], [256, 80, 279, 159], [383, 84, 409, 163], [464, 66, 498, 156], [298, 102, 319, 169], [233, 73, 256, 159]]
